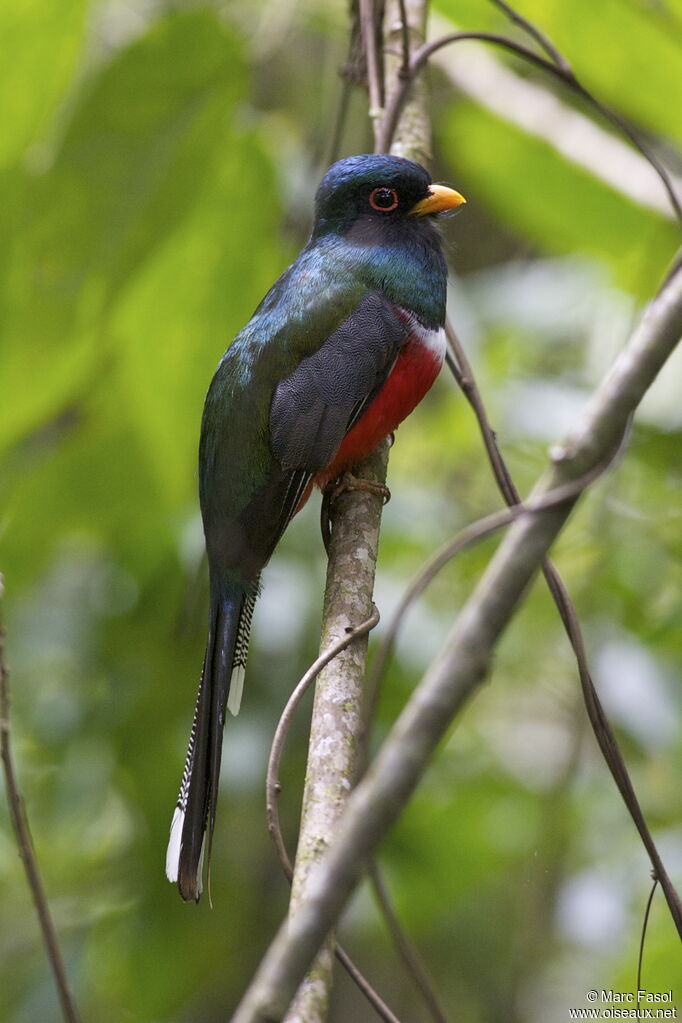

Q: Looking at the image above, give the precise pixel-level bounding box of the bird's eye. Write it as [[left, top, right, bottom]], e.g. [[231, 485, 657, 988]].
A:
[[369, 187, 399, 212]]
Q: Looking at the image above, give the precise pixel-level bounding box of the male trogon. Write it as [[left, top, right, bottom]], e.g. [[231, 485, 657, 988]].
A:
[[166, 153, 465, 901]]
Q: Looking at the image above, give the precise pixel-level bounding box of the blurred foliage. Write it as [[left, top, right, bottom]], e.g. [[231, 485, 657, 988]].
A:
[[1, 1, 680, 1022]]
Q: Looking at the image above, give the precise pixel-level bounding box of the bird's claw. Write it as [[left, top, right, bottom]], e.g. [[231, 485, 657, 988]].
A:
[[320, 471, 391, 556], [329, 470, 391, 506]]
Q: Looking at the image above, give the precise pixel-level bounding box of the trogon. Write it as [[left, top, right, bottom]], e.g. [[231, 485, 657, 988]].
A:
[[166, 153, 466, 901]]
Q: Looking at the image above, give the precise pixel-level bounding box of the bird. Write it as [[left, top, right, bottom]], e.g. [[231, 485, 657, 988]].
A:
[[166, 153, 465, 901]]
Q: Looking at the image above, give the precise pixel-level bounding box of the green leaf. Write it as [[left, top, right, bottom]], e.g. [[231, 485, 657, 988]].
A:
[[0, 0, 88, 167], [0, 9, 245, 455], [112, 130, 290, 506], [433, 0, 682, 145], [507, 0, 682, 146]]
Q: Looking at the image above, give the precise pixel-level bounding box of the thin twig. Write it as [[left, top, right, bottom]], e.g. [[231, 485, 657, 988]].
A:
[[360, 0, 384, 116], [378, 30, 682, 223], [444, 326, 519, 507], [335, 946, 402, 1023], [445, 310, 682, 936], [363, 451, 628, 732], [368, 864, 449, 1023], [266, 607, 404, 1023], [379, 31, 560, 153], [327, 74, 353, 167], [379, 0, 432, 165], [357, 503, 524, 785], [486, 0, 568, 68], [637, 876, 659, 993], [0, 580, 82, 1023], [564, 78, 682, 225], [266, 607, 381, 878], [544, 570, 681, 931], [396, 0, 411, 76]]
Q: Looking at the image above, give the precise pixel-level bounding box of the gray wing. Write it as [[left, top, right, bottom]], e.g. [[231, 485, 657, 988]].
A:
[[269, 291, 409, 473]]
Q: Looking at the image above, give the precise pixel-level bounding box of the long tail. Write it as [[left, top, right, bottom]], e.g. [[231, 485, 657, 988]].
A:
[[166, 581, 258, 902]]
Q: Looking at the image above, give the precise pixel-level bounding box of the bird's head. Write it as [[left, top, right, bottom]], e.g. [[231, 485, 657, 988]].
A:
[[311, 154, 465, 242]]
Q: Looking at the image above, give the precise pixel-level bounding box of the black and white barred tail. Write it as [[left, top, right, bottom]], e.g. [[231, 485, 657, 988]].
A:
[[165, 581, 259, 901]]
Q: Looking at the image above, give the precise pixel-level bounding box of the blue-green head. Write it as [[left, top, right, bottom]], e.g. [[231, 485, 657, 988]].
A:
[[311, 154, 465, 243]]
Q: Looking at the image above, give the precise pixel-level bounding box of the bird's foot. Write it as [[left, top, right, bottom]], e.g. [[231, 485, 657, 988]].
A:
[[320, 472, 391, 555], [329, 470, 391, 506]]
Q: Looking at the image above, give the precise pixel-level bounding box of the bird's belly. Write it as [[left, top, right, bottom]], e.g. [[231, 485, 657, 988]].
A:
[[315, 325, 445, 488]]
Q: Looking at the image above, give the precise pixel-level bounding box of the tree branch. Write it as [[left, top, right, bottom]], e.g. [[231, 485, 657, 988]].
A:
[[231, 262, 682, 1023], [0, 579, 82, 1023], [443, 318, 682, 925], [266, 610, 404, 1023], [282, 457, 385, 1022], [380, 0, 431, 164], [359, 0, 384, 118], [486, 0, 569, 68], [266, 608, 381, 884], [280, 0, 433, 1018]]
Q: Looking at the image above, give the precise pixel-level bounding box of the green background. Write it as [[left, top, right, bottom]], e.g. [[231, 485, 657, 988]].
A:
[[1, 1, 680, 1020]]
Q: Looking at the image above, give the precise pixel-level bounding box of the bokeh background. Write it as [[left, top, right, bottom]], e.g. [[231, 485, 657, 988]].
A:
[[1, 1, 681, 1020]]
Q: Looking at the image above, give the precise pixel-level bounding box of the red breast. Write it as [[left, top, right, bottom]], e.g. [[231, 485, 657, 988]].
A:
[[314, 316, 445, 490]]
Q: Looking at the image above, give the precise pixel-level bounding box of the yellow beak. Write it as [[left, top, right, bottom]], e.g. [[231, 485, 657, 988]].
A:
[[410, 183, 466, 216]]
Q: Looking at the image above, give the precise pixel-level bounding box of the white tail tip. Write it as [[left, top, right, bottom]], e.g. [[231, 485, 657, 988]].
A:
[[165, 806, 184, 883], [165, 806, 205, 898], [227, 665, 245, 716]]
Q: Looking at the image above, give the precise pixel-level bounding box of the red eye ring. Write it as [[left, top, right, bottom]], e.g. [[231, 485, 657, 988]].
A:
[[369, 187, 399, 212]]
